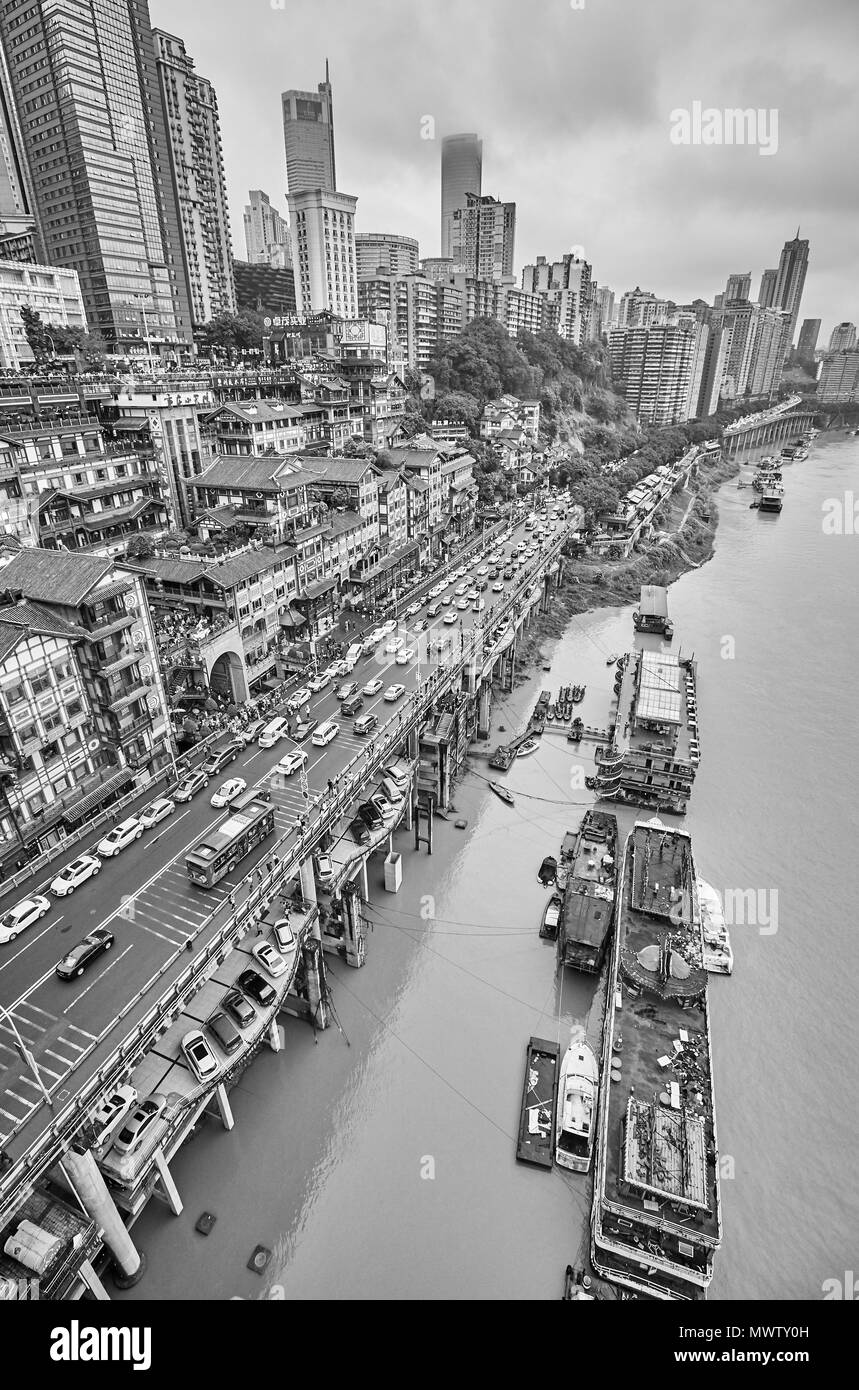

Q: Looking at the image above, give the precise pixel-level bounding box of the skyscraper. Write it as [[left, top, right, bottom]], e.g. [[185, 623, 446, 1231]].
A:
[[757, 269, 778, 308], [522, 253, 594, 343], [355, 233, 419, 278], [153, 30, 236, 327], [725, 273, 751, 303], [797, 318, 821, 355], [440, 134, 482, 260], [772, 231, 809, 349], [609, 323, 698, 425], [0, 49, 39, 262], [288, 189, 357, 317], [282, 65, 336, 195], [244, 190, 291, 269], [828, 322, 857, 352], [459, 193, 515, 282], [0, 0, 192, 349]]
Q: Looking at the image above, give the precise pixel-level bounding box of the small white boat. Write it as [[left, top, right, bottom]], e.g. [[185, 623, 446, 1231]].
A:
[[517, 738, 539, 757], [555, 1040, 599, 1172], [697, 878, 734, 975]]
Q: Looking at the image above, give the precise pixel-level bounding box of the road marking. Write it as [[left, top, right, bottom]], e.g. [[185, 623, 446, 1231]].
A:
[[135, 922, 186, 946], [61, 943, 134, 1010], [0, 917, 61, 974]]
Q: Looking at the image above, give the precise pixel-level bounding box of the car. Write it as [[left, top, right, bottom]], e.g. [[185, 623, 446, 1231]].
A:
[[201, 738, 244, 777], [357, 801, 384, 831], [454, 583, 468, 596], [385, 635, 404, 653], [307, 672, 330, 693], [50, 854, 101, 897], [335, 681, 358, 702], [413, 619, 427, 633], [312, 719, 339, 747], [56, 927, 115, 979], [466, 588, 479, 601], [349, 817, 371, 844], [384, 683, 406, 701], [252, 940, 289, 977], [173, 769, 208, 802], [274, 749, 307, 777], [383, 765, 410, 791], [472, 599, 486, 613], [315, 852, 334, 889], [427, 603, 441, 618], [238, 967, 276, 1008], [503, 568, 514, 581], [286, 686, 311, 713], [353, 713, 378, 735], [181, 1029, 220, 1082], [488, 568, 499, 580], [341, 694, 364, 717], [96, 816, 143, 857], [405, 601, 422, 618], [492, 580, 505, 593], [360, 635, 378, 655], [380, 620, 397, 636], [210, 777, 247, 808], [368, 626, 386, 644], [395, 647, 414, 665], [326, 660, 349, 678], [456, 598, 469, 611], [0, 893, 51, 944], [477, 580, 489, 592], [137, 797, 176, 829], [222, 988, 257, 1028], [206, 1011, 242, 1057], [272, 918, 297, 953], [91, 1083, 139, 1151], [111, 1094, 168, 1156], [439, 591, 452, 604], [443, 610, 457, 624], [238, 717, 267, 745], [294, 716, 318, 741], [363, 678, 383, 696], [475, 565, 488, 576]]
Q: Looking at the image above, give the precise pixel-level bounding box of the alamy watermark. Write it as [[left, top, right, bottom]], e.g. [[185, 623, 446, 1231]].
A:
[[670, 102, 778, 156], [822, 493, 859, 534]]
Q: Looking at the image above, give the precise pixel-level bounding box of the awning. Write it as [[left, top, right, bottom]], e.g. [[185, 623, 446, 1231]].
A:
[[62, 768, 134, 825], [278, 605, 306, 629]]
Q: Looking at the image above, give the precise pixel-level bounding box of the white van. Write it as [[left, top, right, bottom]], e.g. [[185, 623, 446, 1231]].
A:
[[258, 716, 289, 748], [344, 643, 363, 671], [312, 719, 340, 747]]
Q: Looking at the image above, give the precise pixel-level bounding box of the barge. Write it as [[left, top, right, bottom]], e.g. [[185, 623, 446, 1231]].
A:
[[516, 1037, 560, 1168], [632, 585, 674, 639], [591, 818, 722, 1300], [593, 650, 700, 813], [557, 811, 618, 974], [759, 489, 783, 513]]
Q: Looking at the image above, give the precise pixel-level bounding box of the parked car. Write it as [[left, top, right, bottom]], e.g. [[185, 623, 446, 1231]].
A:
[[222, 988, 257, 1028], [96, 817, 143, 858], [0, 893, 51, 944], [349, 817, 371, 845], [341, 694, 364, 717], [173, 769, 208, 803], [238, 968, 276, 1008], [56, 927, 115, 979], [111, 1094, 168, 1156], [91, 1083, 138, 1151], [395, 647, 414, 665], [239, 718, 267, 745], [181, 1029, 220, 1083], [252, 941, 289, 977], [363, 678, 383, 696], [353, 713, 378, 735], [384, 683, 406, 701], [383, 765, 411, 791], [50, 854, 101, 897], [294, 716, 318, 741], [335, 681, 358, 702], [210, 777, 247, 808], [201, 738, 244, 778], [358, 801, 384, 831], [137, 797, 176, 829], [274, 749, 307, 777], [286, 687, 311, 714], [207, 1011, 242, 1057], [315, 852, 334, 889]]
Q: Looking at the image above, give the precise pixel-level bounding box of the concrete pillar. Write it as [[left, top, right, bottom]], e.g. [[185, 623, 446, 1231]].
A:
[[361, 856, 369, 900], [303, 936, 329, 1029], [267, 1017, 282, 1052], [477, 681, 491, 737], [61, 1146, 145, 1288], [404, 793, 413, 830], [152, 1148, 183, 1216], [78, 1258, 111, 1301], [299, 855, 317, 907], [215, 1081, 235, 1129], [341, 887, 366, 968]]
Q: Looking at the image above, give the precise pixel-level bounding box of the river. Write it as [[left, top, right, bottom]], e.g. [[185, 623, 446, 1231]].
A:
[[117, 432, 859, 1301]]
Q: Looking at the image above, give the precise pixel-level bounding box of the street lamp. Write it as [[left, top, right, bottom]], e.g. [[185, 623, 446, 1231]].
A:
[[0, 1005, 53, 1109]]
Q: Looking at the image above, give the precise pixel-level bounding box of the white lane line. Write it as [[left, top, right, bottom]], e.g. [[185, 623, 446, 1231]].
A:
[[4, 1091, 32, 1107], [66, 1022, 97, 1041], [0, 1106, 21, 1125], [11, 1077, 42, 1094], [14, 999, 57, 1021], [0, 918, 61, 974], [61, 942, 134, 1011], [135, 922, 186, 946], [244, 749, 262, 764], [44, 1047, 78, 1065]]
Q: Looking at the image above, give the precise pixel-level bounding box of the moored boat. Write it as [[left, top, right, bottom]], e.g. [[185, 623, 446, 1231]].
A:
[[538, 855, 558, 885], [697, 878, 733, 974], [516, 1037, 560, 1168], [489, 780, 515, 806], [517, 738, 539, 757], [556, 1039, 599, 1172], [557, 811, 618, 974], [540, 892, 564, 940]]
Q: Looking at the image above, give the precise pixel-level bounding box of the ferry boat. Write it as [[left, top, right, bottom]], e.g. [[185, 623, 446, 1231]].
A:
[[632, 585, 674, 638], [697, 879, 733, 975], [556, 1039, 599, 1172], [557, 811, 618, 974], [516, 1037, 560, 1168], [781, 443, 808, 461], [591, 818, 722, 1300], [759, 489, 783, 513]]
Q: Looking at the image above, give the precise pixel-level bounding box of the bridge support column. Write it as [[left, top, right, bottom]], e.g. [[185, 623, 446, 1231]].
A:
[[62, 1147, 146, 1288], [215, 1080, 235, 1128], [477, 681, 491, 738], [299, 855, 317, 908], [268, 1017, 282, 1052], [361, 856, 369, 899], [341, 883, 366, 968], [404, 793, 413, 830], [152, 1148, 183, 1216], [414, 797, 434, 853], [303, 936, 329, 1030], [78, 1258, 110, 1301]]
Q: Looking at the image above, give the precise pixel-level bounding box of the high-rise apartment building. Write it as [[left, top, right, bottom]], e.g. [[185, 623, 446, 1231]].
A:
[[828, 322, 857, 352], [818, 350, 859, 402], [243, 190, 291, 269], [522, 253, 594, 343], [288, 189, 357, 318], [616, 286, 671, 329], [355, 233, 419, 278], [705, 302, 790, 402], [797, 318, 821, 355], [609, 323, 698, 425], [0, 0, 193, 350], [282, 65, 336, 194], [440, 133, 482, 260], [456, 193, 515, 282], [153, 30, 235, 327], [772, 232, 809, 350], [725, 273, 752, 303], [757, 268, 778, 308]]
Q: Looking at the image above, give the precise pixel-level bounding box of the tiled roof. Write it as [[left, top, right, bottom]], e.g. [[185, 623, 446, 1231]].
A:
[[206, 399, 309, 425], [0, 547, 114, 607], [192, 455, 298, 493], [0, 599, 85, 646], [296, 456, 377, 484], [385, 446, 441, 470], [125, 544, 295, 592]]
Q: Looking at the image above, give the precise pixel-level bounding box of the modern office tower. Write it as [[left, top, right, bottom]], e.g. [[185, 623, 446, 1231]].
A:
[[725, 273, 752, 303], [697, 322, 732, 417], [153, 30, 235, 327], [440, 133, 482, 259], [758, 268, 778, 308], [282, 64, 336, 195], [355, 233, 419, 278], [288, 188, 358, 317], [797, 318, 822, 355], [0, 51, 40, 262], [828, 321, 857, 352], [818, 350, 859, 402], [0, 0, 192, 351], [706, 302, 790, 401], [522, 253, 594, 343], [457, 193, 515, 281], [244, 190, 291, 269], [772, 231, 809, 349], [609, 323, 698, 425]]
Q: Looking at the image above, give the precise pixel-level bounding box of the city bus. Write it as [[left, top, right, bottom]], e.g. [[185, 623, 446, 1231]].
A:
[[185, 791, 275, 887]]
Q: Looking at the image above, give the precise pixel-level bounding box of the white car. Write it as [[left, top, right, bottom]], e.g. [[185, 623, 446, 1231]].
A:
[[363, 678, 383, 696], [210, 777, 247, 808], [274, 749, 307, 777], [181, 1029, 219, 1083], [383, 766, 411, 791], [96, 817, 143, 857], [0, 893, 51, 944], [384, 684, 406, 701], [454, 583, 468, 596], [308, 672, 330, 693], [91, 1084, 138, 1151], [368, 627, 386, 645], [456, 598, 469, 610], [380, 620, 397, 636], [286, 686, 311, 712], [475, 565, 488, 576], [50, 854, 101, 897], [395, 647, 414, 665], [385, 635, 404, 653], [326, 660, 349, 678], [252, 940, 289, 977], [443, 610, 457, 624], [137, 797, 175, 829], [492, 579, 505, 593], [405, 601, 421, 617]]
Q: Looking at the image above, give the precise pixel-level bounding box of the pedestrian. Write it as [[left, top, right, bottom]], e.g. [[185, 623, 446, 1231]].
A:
[[228, 888, 236, 910]]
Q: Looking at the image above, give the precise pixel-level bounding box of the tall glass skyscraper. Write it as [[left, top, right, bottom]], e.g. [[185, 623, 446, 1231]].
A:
[[772, 231, 810, 350], [282, 64, 336, 195], [440, 133, 482, 262]]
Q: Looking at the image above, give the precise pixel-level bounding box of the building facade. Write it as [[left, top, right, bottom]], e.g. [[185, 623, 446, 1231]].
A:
[[828, 322, 857, 352], [355, 233, 419, 278], [797, 318, 821, 355], [288, 189, 358, 318], [522, 254, 595, 344], [440, 133, 482, 261], [0, 260, 86, 370], [243, 189, 291, 269], [282, 67, 336, 194], [817, 350, 859, 402], [772, 232, 809, 350]]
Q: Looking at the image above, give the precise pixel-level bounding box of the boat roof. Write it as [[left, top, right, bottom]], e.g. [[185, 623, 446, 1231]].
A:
[[639, 585, 669, 618]]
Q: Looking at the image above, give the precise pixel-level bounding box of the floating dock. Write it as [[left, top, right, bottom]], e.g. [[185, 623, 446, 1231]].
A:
[[516, 1037, 560, 1168]]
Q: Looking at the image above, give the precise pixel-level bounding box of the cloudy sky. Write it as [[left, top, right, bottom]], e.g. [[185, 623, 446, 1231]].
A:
[[153, 0, 858, 341]]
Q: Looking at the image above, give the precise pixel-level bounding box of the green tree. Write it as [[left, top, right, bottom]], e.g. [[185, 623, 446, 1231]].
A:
[[20, 307, 54, 362]]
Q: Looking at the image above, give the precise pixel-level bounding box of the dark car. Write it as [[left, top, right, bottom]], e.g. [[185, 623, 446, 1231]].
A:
[[56, 927, 115, 980], [294, 716, 318, 741], [173, 768, 208, 802], [207, 1011, 242, 1056], [201, 738, 244, 778], [238, 968, 276, 1008], [502, 568, 514, 581], [349, 817, 371, 845], [335, 681, 358, 702], [341, 694, 364, 717], [357, 801, 384, 831], [222, 988, 257, 1028]]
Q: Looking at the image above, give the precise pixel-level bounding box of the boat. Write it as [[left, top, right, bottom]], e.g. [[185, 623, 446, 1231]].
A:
[[567, 717, 584, 744], [759, 489, 783, 513], [605, 653, 621, 666], [489, 781, 515, 806], [517, 738, 539, 757], [516, 1037, 560, 1168], [570, 684, 585, 704], [556, 1039, 599, 1172], [584, 776, 596, 790], [591, 818, 721, 1300], [697, 878, 733, 975], [563, 1266, 596, 1301], [632, 585, 673, 638], [538, 855, 558, 885], [557, 811, 618, 974], [540, 892, 564, 940]]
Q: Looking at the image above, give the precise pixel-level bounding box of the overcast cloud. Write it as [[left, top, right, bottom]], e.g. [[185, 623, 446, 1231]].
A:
[[152, 0, 859, 339]]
